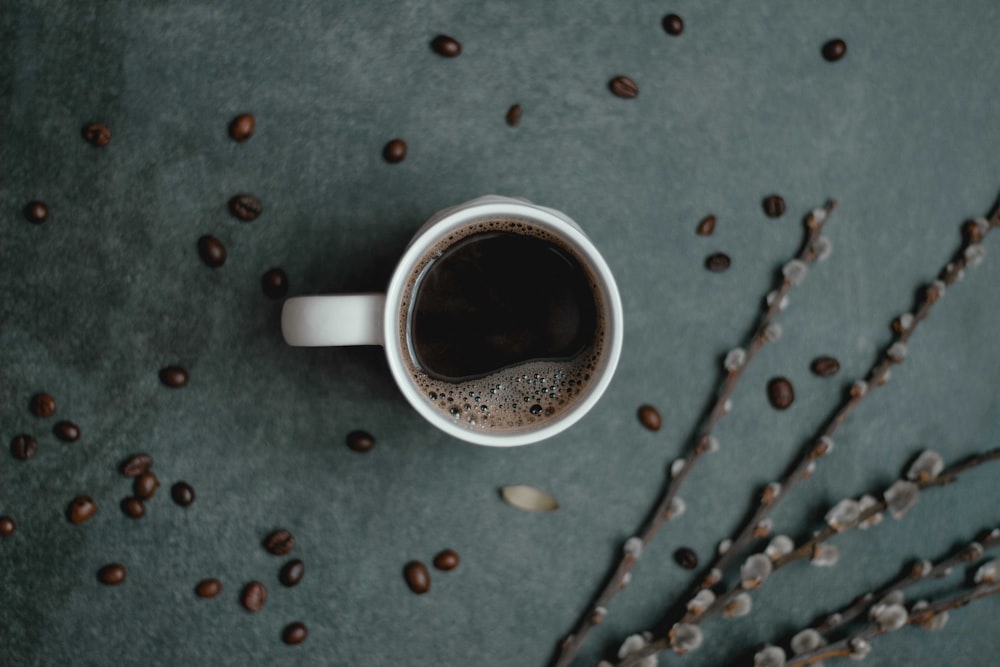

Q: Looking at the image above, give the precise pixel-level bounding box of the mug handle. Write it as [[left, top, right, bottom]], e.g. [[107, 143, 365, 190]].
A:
[[281, 294, 387, 346]]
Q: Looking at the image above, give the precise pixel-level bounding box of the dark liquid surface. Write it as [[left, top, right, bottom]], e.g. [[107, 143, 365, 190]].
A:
[[409, 232, 598, 382]]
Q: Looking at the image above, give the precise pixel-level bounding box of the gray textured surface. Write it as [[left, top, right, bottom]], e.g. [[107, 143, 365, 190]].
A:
[[2, 1, 1000, 665]]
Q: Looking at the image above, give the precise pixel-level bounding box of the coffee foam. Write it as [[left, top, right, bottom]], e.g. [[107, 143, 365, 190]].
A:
[[398, 215, 607, 433]]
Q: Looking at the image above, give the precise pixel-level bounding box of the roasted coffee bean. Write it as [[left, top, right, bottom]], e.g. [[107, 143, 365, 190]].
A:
[[705, 252, 731, 272], [242, 581, 267, 612], [29, 393, 57, 417], [261, 268, 289, 299], [696, 214, 716, 236], [171, 481, 195, 507], [822, 38, 847, 62], [10, 434, 38, 461], [433, 549, 460, 571], [282, 622, 308, 646], [430, 34, 461, 57], [159, 365, 189, 388], [264, 529, 295, 555], [197, 235, 227, 268], [346, 430, 375, 453], [53, 420, 80, 442], [120, 453, 153, 478], [228, 194, 262, 221], [404, 560, 431, 594], [82, 123, 111, 146], [637, 404, 662, 432], [662, 13, 684, 36], [195, 578, 222, 598], [98, 563, 126, 585], [279, 559, 305, 587], [229, 113, 255, 142], [383, 138, 407, 164], [505, 104, 522, 127], [0, 516, 14, 537], [762, 194, 786, 218], [767, 377, 795, 410], [609, 75, 639, 99], [67, 495, 96, 524], [120, 497, 145, 519], [133, 472, 160, 500], [24, 201, 49, 224], [810, 356, 841, 378], [674, 547, 699, 570]]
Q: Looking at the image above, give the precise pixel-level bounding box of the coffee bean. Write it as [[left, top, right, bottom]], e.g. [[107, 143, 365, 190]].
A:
[[696, 214, 716, 236], [67, 495, 96, 524], [282, 622, 308, 646], [279, 559, 305, 587], [171, 481, 195, 507], [264, 529, 295, 556], [53, 420, 80, 442], [29, 393, 56, 417], [120, 497, 145, 519], [159, 365, 189, 388], [662, 13, 684, 36], [82, 123, 111, 147], [10, 434, 38, 461], [229, 113, 255, 142], [637, 404, 662, 431], [505, 104, 522, 127], [383, 138, 407, 164], [433, 549, 460, 571], [261, 268, 289, 299], [24, 201, 48, 224], [242, 581, 267, 612], [0, 516, 15, 537], [705, 252, 731, 272], [98, 563, 126, 586], [197, 235, 227, 268], [762, 194, 786, 218], [228, 194, 262, 221], [195, 578, 222, 598], [810, 356, 841, 378], [674, 547, 699, 570], [346, 430, 375, 453], [120, 453, 153, 478], [404, 560, 431, 594], [767, 377, 795, 410], [133, 472, 160, 500], [822, 38, 847, 62], [430, 34, 461, 57], [609, 75, 639, 99]]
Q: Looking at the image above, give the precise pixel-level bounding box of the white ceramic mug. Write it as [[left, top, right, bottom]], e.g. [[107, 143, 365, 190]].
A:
[[281, 195, 623, 446]]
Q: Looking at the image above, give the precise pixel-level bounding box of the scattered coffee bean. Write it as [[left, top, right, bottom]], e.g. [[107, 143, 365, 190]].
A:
[[674, 546, 699, 570], [810, 356, 841, 378], [383, 138, 407, 164], [433, 549, 460, 571], [609, 75, 639, 99], [404, 560, 431, 594], [133, 472, 160, 500], [67, 495, 97, 524], [0, 516, 15, 537], [24, 201, 49, 224], [228, 194, 262, 221], [10, 434, 38, 461], [98, 563, 126, 586], [53, 420, 80, 442], [229, 113, 255, 142], [120, 453, 153, 478], [762, 194, 786, 218], [767, 377, 795, 410], [637, 404, 662, 432], [505, 104, 522, 127], [822, 38, 847, 62], [261, 268, 289, 299], [264, 529, 295, 556], [346, 430, 375, 453], [705, 252, 731, 272], [195, 578, 222, 598], [120, 497, 145, 519], [279, 559, 305, 587], [282, 622, 308, 646], [696, 214, 716, 236], [197, 235, 227, 268], [242, 581, 267, 612], [662, 13, 684, 36], [82, 122, 111, 147], [159, 365, 189, 388], [29, 392, 57, 417], [430, 34, 461, 57], [171, 481, 195, 507]]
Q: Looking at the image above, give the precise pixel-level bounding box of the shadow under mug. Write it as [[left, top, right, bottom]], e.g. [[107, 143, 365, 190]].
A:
[[281, 195, 623, 446]]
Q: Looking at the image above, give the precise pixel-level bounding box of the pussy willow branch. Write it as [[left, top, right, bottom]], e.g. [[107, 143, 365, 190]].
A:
[[551, 202, 837, 667]]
